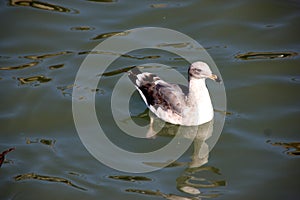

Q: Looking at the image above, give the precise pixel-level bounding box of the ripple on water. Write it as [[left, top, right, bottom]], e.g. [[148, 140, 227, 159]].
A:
[[78, 50, 160, 61], [70, 26, 95, 31], [48, 64, 64, 70], [24, 51, 73, 60], [56, 84, 74, 97], [91, 31, 128, 40], [150, 2, 191, 9], [0, 61, 39, 70], [267, 140, 300, 156], [122, 165, 225, 199], [17, 75, 52, 85], [176, 166, 225, 198], [57, 83, 104, 98], [14, 173, 87, 191], [108, 175, 152, 182], [235, 51, 298, 60], [156, 42, 191, 48], [0, 51, 71, 75], [9, 0, 76, 13], [125, 188, 219, 200], [26, 138, 56, 148]]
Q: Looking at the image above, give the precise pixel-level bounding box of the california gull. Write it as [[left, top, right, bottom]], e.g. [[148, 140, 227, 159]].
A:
[[128, 61, 220, 126]]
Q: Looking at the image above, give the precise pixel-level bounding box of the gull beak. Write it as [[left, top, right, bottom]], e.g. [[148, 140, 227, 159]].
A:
[[209, 74, 221, 83]]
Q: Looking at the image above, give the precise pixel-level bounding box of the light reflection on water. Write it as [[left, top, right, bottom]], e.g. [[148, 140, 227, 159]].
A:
[[1, 0, 300, 199]]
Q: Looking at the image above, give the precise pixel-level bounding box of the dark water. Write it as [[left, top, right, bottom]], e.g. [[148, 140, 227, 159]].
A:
[[1, 0, 300, 199]]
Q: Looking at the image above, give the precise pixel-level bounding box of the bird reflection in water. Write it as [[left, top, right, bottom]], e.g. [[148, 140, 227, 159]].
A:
[[147, 114, 213, 168], [143, 116, 226, 198]]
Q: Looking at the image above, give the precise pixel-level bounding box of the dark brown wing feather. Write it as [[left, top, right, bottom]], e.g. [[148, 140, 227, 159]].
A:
[[128, 68, 186, 115], [154, 82, 186, 114]]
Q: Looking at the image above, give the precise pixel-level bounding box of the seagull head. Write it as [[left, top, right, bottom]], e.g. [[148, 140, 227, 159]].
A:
[[188, 61, 221, 82]]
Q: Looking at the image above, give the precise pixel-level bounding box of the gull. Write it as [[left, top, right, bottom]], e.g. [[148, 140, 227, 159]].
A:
[[128, 61, 220, 129]]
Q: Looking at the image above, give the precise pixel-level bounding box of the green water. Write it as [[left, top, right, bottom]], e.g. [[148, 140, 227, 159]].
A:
[[1, 0, 300, 199]]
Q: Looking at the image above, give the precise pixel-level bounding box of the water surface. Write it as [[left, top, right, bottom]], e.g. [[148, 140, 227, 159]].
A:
[[1, 0, 300, 199]]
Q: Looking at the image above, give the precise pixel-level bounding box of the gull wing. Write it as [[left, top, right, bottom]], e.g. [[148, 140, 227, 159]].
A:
[[128, 68, 186, 115]]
